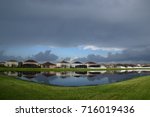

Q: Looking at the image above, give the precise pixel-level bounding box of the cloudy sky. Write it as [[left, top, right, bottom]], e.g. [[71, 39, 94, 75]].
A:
[[0, 0, 150, 62]]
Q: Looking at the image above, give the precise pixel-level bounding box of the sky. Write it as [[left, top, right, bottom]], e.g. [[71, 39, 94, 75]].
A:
[[0, 0, 150, 63]]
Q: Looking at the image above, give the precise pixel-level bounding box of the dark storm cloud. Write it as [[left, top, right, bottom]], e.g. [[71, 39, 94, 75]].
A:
[[0, 0, 150, 62], [0, 0, 150, 48]]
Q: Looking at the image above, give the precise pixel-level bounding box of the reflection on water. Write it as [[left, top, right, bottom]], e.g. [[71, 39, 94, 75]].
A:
[[2, 70, 150, 86]]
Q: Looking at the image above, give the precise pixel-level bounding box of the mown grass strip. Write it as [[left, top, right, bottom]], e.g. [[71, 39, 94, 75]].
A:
[[0, 75, 150, 100]]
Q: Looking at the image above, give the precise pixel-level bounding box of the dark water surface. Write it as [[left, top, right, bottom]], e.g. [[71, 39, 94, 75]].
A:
[[2, 70, 150, 86]]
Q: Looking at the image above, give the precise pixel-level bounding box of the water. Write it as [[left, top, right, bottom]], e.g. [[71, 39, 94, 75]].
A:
[[2, 70, 150, 86]]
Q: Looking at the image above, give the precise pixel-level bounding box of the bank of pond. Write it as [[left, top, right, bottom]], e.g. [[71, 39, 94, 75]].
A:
[[0, 73, 150, 100], [1, 70, 150, 86]]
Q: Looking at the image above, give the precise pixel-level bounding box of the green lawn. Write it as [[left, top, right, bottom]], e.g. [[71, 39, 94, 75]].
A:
[[0, 67, 105, 72], [0, 67, 149, 72], [0, 75, 150, 100]]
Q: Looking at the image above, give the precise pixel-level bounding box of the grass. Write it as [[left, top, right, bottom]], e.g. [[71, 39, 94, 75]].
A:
[[0, 67, 103, 72], [0, 67, 149, 72], [0, 75, 150, 100]]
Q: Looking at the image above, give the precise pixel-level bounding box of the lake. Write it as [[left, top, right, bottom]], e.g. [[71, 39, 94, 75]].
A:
[[2, 70, 150, 86]]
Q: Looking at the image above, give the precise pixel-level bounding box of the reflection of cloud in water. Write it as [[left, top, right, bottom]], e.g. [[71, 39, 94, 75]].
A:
[[87, 75, 110, 84], [21, 71, 40, 79], [34, 74, 58, 84], [20, 77, 38, 83]]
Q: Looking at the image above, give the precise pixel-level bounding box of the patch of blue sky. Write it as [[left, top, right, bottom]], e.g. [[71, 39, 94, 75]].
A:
[[5, 45, 122, 58], [50, 46, 122, 58]]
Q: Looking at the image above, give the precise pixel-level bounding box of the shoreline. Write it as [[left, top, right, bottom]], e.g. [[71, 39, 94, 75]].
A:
[[1, 67, 150, 72], [0, 75, 150, 100]]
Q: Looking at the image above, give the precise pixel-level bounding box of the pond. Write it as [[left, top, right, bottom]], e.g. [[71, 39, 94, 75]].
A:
[[2, 70, 150, 86]]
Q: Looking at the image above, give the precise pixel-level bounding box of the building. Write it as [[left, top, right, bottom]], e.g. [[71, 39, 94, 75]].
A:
[[56, 60, 70, 68], [124, 64, 136, 68], [0, 62, 5, 67], [99, 64, 107, 69], [133, 64, 142, 68], [85, 62, 99, 69], [4, 60, 18, 67], [115, 64, 126, 69], [41, 62, 56, 68], [140, 64, 150, 68], [22, 59, 39, 68], [71, 61, 87, 68]]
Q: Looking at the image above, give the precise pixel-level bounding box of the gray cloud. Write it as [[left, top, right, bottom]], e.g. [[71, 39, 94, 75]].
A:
[[1, 47, 150, 63], [75, 47, 150, 63], [0, 50, 23, 61], [0, 50, 58, 62], [29, 50, 58, 62]]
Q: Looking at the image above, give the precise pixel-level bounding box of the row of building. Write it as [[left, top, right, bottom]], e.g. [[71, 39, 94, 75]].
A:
[[0, 59, 150, 69]]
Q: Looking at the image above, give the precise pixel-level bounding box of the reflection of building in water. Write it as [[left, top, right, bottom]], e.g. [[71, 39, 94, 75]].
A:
[[56, 72, 70, 78], [22, 71, 39, 78], [56, 71, 87, 77], [133, 70, 150, 74], [55, 71, 108, 77], [72, 71, 87, 77], [4, 71, 18, 77], [75, 71, 87, 74], [99, 71, 107, 74], [140, 71, 150, 74], [74, 72, 87, 77], [87, 71, 98, 75], [115, 70, 126, 73], [42, 72, 56, 77], [87, 71, 106, 74], [126, 70, 133, 72]]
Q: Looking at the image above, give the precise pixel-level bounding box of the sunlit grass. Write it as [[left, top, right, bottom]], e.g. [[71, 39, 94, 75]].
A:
[[0, 75, 150, 100], [0, 67, 149, 72]]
